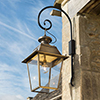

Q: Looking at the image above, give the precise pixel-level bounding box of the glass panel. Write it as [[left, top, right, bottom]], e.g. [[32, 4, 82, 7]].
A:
[[38, 53, 63, 92], [40, 65, 50, 87], [49, 62, 62, 92], [39, 54, 51, 87], [28, 56, 39, 91]]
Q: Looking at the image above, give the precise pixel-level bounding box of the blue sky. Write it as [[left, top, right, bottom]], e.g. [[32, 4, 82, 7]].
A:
[[0, 0, 62, 100]]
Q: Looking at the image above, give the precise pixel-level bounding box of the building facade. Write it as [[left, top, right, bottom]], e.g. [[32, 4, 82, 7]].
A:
[[32, 0, 100, 100]]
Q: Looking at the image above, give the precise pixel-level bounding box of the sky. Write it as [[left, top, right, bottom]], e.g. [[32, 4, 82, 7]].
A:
[[0, 0, 62, 100]]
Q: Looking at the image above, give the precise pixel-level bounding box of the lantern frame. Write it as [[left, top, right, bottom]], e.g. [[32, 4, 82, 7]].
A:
[[22, 43, 68, 93]]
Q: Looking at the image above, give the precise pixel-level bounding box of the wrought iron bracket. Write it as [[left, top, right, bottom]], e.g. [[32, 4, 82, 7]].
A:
[[38, 6, 75, 86]]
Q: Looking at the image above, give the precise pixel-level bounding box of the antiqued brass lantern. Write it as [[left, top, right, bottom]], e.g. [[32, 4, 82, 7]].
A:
[[22, 5, 76, 93], [22, 34, 68, 93]]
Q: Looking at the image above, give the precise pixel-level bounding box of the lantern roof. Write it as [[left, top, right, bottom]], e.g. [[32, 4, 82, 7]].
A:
[[22, 43, 68, 63]]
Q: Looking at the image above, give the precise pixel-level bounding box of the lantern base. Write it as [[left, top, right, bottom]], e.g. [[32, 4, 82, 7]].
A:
[[31, 86, 58, 93]]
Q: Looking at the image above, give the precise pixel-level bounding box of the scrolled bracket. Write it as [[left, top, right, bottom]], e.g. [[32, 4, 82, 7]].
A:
[[38, 6, 75, 86], [38, 6, 72, 40]]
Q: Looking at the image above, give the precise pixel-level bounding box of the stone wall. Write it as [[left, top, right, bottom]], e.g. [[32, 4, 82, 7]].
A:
[[79, 14, 100, 100], [62, 4, 81, 99], [62, 2, 100, 100]]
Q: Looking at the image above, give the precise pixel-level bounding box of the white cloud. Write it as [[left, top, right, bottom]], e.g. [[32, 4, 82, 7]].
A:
[[0, 21, 37, 41], [0, 95, 25, 100]]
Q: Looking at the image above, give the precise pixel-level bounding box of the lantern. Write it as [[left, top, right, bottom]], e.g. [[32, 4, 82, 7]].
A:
[[22, 35, 68, 93]]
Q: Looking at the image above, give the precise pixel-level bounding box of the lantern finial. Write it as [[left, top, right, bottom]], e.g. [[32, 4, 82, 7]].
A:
[[38, 30, 52, 44]]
